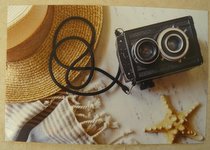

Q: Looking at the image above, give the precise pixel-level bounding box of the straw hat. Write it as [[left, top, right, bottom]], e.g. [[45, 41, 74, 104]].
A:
[[6, 5, 103, 102]]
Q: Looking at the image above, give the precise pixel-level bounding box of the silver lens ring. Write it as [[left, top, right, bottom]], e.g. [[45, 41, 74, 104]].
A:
[[131, 38, 160, 65], [157, 28, 189, 61]]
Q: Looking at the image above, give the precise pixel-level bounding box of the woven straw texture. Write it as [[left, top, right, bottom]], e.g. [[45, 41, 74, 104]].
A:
[[6, 5, 103, 103]]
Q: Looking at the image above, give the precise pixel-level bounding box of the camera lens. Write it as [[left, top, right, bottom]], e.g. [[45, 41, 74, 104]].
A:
[[138, 42, 156, 61], [166, 35, 183, 52], [132, 38, 159, 64], [157, 28, 189, 61]]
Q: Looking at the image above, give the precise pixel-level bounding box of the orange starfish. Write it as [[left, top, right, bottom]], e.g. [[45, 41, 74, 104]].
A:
[[145, 95, 204, 144]]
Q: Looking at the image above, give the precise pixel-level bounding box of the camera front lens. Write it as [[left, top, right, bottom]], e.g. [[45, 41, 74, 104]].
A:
[[157, 28, 189, 61], [166, 35, 183, 52], [137, 41, 157, 61], [132, 38, 159, 64]]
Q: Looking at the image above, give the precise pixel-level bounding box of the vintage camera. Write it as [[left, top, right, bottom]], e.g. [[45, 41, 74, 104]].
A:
[[115, 16, 203, 90]]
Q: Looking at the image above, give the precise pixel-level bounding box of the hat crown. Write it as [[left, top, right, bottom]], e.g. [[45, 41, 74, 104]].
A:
[[7, 5, 52, 62], [7, 5, 33, 29]]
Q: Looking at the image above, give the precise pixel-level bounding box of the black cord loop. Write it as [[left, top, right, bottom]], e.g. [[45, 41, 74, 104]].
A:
[[49, 16, 130, 96]]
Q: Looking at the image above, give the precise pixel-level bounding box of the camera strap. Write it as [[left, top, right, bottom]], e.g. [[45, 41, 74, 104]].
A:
[[49, 16, 130, 96]]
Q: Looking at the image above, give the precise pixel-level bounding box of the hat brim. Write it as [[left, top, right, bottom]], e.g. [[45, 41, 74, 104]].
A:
[[6, 5, 103, 102]]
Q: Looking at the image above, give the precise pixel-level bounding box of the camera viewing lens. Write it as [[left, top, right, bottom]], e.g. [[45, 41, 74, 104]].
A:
[[138, 42, 157, 61], [157, 28, 189, 61], [132, 38, 159, 64]]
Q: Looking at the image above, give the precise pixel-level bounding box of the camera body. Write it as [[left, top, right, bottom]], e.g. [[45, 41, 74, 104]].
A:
[[115, 16, 203, 89]]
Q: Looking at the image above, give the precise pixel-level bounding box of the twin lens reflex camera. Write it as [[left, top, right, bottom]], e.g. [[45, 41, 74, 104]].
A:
[[115, 16, 203, 90]]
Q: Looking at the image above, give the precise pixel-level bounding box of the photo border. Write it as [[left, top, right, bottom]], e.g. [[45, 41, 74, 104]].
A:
[[0, 0, 209, 149]]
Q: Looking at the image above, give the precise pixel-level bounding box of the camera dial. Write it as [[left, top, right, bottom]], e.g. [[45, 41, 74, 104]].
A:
[[131, 38, 159, 65], [157, 28, 189, 61]]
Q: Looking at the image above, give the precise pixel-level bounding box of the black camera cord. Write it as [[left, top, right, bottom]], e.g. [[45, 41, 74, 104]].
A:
[[49, 16, 130, 96]]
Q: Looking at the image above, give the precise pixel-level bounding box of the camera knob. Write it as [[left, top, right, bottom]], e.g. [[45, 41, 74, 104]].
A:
[[115, 28, 124, 36]]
